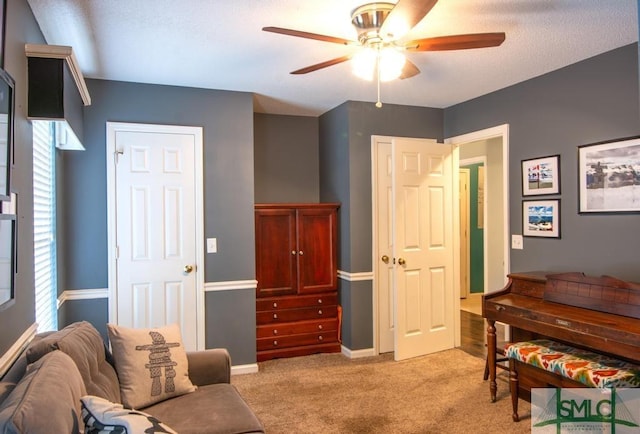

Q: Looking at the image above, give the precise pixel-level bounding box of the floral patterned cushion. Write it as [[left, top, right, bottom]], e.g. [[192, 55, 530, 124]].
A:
[[505, 339, 640, 388]]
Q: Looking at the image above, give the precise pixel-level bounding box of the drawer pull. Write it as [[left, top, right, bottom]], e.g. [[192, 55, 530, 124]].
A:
[[273, 329, 278, 335], [495, 305, 505, 311], [318, 309, 323, 315], [273, 313, 278, 319], [318, 335, 323, 341], [318, 325, 323, 330], [273, 302, 278, 308], [318, 298, 323, 304], [273, 340, 278, 346]]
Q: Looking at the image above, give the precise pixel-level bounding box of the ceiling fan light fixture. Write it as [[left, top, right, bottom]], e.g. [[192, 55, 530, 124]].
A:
[[352, 48, 377, 81], [378, 47, 406, 81]]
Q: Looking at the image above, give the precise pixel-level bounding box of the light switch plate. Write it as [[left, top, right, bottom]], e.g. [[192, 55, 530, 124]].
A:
[[207, 238, 217, 253], [511, 234, 523, 250]]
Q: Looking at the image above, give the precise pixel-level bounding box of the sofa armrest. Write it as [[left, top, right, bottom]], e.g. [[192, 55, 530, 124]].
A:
[[186, 348, 231, 386]]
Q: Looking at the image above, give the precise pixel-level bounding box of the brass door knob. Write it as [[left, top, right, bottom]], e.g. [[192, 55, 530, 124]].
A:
[[184, 264, 194, 273], [397, 258, 406, 266], [381, 255, 389, 264]]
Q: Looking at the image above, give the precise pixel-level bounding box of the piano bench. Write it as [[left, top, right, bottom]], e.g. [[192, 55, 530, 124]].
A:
[[505, 339, 640, 422]]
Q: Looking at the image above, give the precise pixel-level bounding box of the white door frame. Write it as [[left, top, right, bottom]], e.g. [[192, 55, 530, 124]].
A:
[[459, 156, 488, 297], [106, 122, 205, 350], [445, 124, 511, 305]]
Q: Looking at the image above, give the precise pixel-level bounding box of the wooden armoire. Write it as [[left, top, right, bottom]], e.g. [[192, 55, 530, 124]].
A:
[[254, 203, 341, 361]]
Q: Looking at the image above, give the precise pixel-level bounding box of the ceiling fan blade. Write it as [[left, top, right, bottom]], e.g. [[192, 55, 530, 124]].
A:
[[400, 59, 421, 79], [291, 55, 353, 75], [406, 33, 506, 51], [379, 0, 438, 40], [263, 26, 355, 45]]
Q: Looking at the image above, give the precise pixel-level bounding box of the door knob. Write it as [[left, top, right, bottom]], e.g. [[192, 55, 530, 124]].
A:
[[184, 264, 194, 273], [397, 258, 406, 266], [381, 255, 389, 264]]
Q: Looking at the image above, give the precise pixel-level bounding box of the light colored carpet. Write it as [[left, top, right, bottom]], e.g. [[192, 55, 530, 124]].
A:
[[232, 349, 531, 433]]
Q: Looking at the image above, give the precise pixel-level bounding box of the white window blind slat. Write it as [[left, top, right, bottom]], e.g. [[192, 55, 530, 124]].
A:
[[32, 120, 57, 333]]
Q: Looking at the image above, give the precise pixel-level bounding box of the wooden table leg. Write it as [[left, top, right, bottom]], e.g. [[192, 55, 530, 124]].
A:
[[509, 359, 520, 422], [487, 319, 497, 402]]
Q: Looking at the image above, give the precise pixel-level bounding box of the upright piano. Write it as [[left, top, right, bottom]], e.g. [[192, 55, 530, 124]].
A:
[[482, 271, 640, 402]]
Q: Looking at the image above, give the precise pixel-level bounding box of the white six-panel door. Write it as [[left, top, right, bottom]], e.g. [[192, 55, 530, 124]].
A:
[[393, 137, 455, 361], [108, 123, 203, 351]]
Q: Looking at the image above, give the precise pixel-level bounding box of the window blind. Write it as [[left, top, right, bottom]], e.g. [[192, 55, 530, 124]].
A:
[[32, 120, 57, 332]]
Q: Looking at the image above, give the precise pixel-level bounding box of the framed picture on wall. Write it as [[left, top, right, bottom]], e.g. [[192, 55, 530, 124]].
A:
[[521, 155, 560, 196], [578, 136, 640, 213], [0, 213, 15, 307], [0, 0, 5, 69], [523, 199, 560, 238]]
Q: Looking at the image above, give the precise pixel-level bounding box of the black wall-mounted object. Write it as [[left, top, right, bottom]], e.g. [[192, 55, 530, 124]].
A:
[[27, 56, 84, 143]]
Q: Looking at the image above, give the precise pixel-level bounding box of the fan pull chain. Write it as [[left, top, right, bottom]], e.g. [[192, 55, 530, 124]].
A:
[[375, 51, 382, 108]]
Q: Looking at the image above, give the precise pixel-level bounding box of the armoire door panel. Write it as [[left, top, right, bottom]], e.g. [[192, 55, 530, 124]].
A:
[[297, 208, 337, 294], [255, 209, 297, 297]]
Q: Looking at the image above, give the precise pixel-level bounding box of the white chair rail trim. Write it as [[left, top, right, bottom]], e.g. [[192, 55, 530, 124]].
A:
[[57, 288, 109, 308], [337, 270, 374, 282], [0, 323, 38, 378], [204, 280, 258, 292]]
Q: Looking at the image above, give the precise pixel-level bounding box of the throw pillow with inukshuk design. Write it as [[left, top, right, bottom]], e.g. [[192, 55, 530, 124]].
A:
[[107, 323, 196, 409]]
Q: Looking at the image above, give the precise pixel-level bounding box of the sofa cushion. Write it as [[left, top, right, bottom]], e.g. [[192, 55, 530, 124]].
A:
[[0, 351, 86, 434], [26, 321, 121, 403], [107, 323, 196, 409], [144, 383, 265, 434], [81, 395, 177, 434]]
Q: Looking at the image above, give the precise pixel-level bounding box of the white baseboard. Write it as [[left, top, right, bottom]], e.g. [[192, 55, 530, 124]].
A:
[[0, 323, 38, 378], [231, 363, 259, 375], [341, 345, 376, 359]]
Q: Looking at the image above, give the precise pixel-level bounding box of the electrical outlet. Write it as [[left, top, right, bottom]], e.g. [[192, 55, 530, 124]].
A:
[[207, 238, 217, 253], [511, 234, 523, 250]]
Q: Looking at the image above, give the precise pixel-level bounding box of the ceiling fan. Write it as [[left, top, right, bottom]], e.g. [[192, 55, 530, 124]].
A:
[[263, 0, 505, 106]]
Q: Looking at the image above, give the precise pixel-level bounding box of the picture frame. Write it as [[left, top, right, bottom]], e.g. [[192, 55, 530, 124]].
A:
[[0, 67, 13, 201], [578, 136, 640, 213], [521, 154, 560, 196], [0, 0, 5, 69], [523, 199, 560, 238], [0, 213, 15, 308]]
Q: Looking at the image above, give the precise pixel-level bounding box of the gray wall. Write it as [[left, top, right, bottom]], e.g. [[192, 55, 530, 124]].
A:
[[445, 43, 640, 282], [0, 0, 46, 355], [60, 79, 258, 364], [254, 113, 319, 203], [319, 101, 444, 350]]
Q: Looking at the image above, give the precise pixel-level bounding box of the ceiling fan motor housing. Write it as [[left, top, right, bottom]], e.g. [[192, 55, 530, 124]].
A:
[[351, 2, 395, 46]]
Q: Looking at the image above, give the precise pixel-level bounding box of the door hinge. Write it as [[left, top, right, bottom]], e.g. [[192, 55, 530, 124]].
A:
[[114, 148, 124, 163], [115, 245, 120, 259]]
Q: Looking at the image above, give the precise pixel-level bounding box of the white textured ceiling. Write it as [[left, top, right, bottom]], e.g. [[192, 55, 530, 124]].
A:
[[27, 0, 639, 116]]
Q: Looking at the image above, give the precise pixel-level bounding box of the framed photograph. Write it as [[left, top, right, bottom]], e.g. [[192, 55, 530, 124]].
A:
[[523, 199, 560, 238], [578, 136, 640, 213], [0, 1, 5, 69], [521, 155, 560, 196], [0, 213, 15, 308], [0, 68, 14, 201]]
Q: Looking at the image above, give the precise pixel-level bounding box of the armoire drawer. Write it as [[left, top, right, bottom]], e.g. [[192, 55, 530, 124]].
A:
[[256, 318, 338, 338], [257, 330, 339, 351], [256, 292, 337, 312], [256, 305, 338, 324]]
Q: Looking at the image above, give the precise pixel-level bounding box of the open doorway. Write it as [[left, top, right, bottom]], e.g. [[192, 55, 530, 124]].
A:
[[446, 125, 510, 358]]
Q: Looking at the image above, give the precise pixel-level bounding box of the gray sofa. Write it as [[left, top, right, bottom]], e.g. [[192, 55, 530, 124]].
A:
[[0, 321, 264, 434]]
